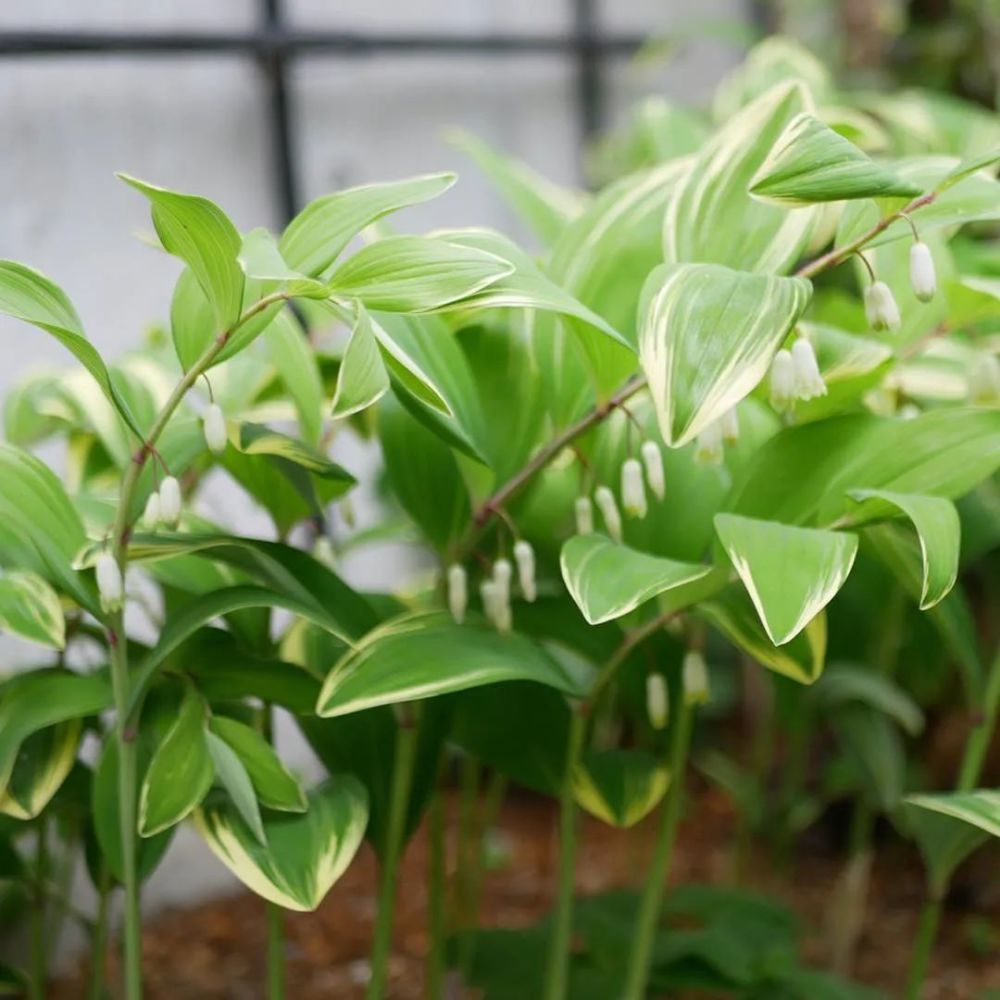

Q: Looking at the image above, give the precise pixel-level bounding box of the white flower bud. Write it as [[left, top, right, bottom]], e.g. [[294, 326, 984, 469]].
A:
[[158, 476, 182, 527], [968, 353, 1000, 404], [140, 491, 160, 531], [594, 486, 623, 543], [480, 579, 499, 627], [95, 552, 124, 614], [865, 281, 901, 332], [909, 241, 936, 302], [769, 349, 796, 412], [620, 458, 647, 519], [682, 650, 710, 705], [483, 568, 512, 634], [898, 403, 921, 420], [513, 541, 536, 603], [313, 536, 337, 569], [574, 496, 594, 536], [492, 558, 512, 597], [791, 338, 827, 401], [719, 406, 740, 444], [447, 563, 468, 624], [640, 440, 665, 501], [694, 421, 724, 466], [202, 403, 228, 455], [646, 673, 669, 730]]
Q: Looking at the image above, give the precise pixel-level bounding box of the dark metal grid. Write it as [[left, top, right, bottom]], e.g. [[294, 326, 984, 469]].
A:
[[0, 0, 647, 223]]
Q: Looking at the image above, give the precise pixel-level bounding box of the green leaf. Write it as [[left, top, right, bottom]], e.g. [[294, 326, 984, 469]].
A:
[[448, 129, 585, 245], [331, 304, 390, 418], [206, 731, 266, 844], [327, 236, 513, 312], [664, 81, 819, 274], [560, 534, 717, 625], [846, 490, 960, 609], [195, 776, 368, 911], [639, 263, 811, 446], [280, 173, 456, 277], [936, 147, 1000, 191], [700, 586, 827, 684], [264, 309, 324, 444], [715, 514, 858, 646], [812, 663, 924, 736], [0, 720, 81, 820], [317, 611, 589, 718], [209, 716, 306, 813], [832, 704, 905, 811], [573, 749, 669, 828], [139, 690, 214, 837], [119, 174, 244, 328], [237, 227, 328, 299], [0, 570, 65, 649], [903, 790, 998, 893], [749, 113, 923, 206], [0, 261, 142, 438], [232, 421, 354, 483]]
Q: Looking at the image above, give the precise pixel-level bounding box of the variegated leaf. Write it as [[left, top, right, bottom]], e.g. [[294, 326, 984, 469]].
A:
[[0, 720, 81, 820], [0, 570, 65, 649], [330, 304, 390, 419], [573, 749, 669, 828]]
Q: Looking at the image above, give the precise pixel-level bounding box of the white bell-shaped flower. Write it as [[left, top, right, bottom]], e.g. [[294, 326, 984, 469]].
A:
[[313, 536, 337, 569], [95, 552, 124, 614], [682, 650, 710, 705], [719, 406, 740, 444], [865, 281, 901, 332], [640, 440, 665, 501], [513, 541, 536, 603], [158, 476, 182, 527], [620, 458, 647, 519], [575, 495, 594, 535], [694, 421, 724, 466], [140, 492, 161, 531], [769, 349, 796, 412], [491, 558, 513, 632], [646, 673, 669, 730], [791, 338, 827, 401], [594, 486, 623, 543], [447, 563, 468, 624], [968, 353, 1000, 404], [909, 241, 936, 302], [203, 403, 228, 455], [480, 579, 500, 628]]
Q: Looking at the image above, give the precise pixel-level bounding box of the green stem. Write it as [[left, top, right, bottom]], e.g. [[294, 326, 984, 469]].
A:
[[266, 903, 286, 1000], [366, 716, 419, 1000], [455, 753, 481, 946], [541, 708, 586, 1000], [88, 866, 112, 1000], [904, 897, 942, 1000], [30, 817, 48, 1000], [622, 695, 695, 1000], [426, 785, 447, 1000]]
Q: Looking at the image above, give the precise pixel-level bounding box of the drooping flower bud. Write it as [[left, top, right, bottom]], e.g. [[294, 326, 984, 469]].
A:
[[480, 579, 499, 628], [968, 353, 1000, 405], [574, 495, 594, 535], [682, 650, 710, 705], [140, 491, 161, 531], [640, 440, 665, 501], [447, 563, 468, 624], [158, 476, 182, 527], [313, 536, 337, 569], [513, 541, 536, 603], [95, 551, 124, 614], [865, 281, 901, 332], [594, 486, 623, 543], [203, 403, 228, 455], [646, 673, 669, 730], [769, 349, 796, 412], [719, 406, 740, 444], [694, 421, 724, 466], [620, 458, 647, 519], [909, 241, 936, 302], [791, 338, 827, 401], [491, 559, 513, 632]]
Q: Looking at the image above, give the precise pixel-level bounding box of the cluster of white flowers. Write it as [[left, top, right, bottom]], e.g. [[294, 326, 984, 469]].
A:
[[863, 238, 937, 334], [576, 440, 668, 540], [447, 541, 537, 632], [693, 406, 740, 466], [140, 475, 182, 532], [769, 336, 827, 413]]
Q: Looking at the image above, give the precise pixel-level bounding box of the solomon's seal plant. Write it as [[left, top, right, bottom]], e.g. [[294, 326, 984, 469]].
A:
[[0, 35, 998, 1000]]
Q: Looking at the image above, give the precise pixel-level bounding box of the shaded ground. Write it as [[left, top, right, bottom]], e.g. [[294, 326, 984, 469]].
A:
[[53, 787, 998, 998]]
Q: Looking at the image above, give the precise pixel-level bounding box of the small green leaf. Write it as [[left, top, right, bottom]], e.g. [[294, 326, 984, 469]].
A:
[[139, 690, 214, 837], [317, 611, 589, 718], [937, 147, 1000, 191], [715, 514, 858, 646], [280, 173, 456, 277], [264, 309, 325, 444], [639, 263, 811, 446], [206, 731, 266, 844], [812, 663, 924, 736], [846, 489, 960, 609], [560, 534, 716, 625], [326, 236, 513, 312], [0, 571, 65, 649], [573, 749, 669, 828], [0, 720, 81, 820], [237, 227, 328, 299], [750, 113, 923, 206], [331, 304, 390, 418], [210, 716, 306, 813], [233, 422, 355, 484], [195, 776, 368, 911]]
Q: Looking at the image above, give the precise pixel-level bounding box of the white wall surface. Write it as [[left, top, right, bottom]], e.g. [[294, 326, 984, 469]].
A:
[[0, 0, 747, 953]]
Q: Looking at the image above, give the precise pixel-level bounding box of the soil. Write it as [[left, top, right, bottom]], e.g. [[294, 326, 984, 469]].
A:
[[52, 786, 999, 999]]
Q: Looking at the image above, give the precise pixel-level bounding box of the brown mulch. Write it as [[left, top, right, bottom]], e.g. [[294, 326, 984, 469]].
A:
[[52, 787, 999, 999]]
